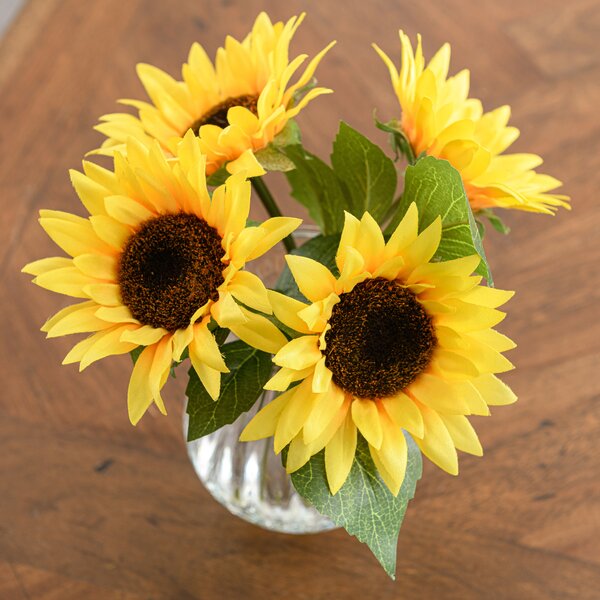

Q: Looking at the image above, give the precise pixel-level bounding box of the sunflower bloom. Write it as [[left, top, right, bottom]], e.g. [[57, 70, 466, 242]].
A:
[[374, 32, 569, 214], [23, 132, 299, 425], [93, 12, 335, 175], [240, 206, 516, 495]]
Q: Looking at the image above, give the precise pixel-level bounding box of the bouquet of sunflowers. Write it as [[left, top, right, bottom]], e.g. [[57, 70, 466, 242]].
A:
[[23, 13, 569, 578]]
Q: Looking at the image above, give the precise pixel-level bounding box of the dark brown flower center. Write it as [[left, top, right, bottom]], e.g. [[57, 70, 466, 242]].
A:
[[118, 213, 225, 332], [323, 277, 436, 399], [189, 94, 259, 134]]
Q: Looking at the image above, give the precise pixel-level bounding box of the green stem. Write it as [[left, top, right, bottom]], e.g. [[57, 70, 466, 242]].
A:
[[251, 177, 296, 253]]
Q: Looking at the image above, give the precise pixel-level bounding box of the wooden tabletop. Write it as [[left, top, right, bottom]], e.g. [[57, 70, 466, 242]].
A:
[[1, 1, 599, 598]]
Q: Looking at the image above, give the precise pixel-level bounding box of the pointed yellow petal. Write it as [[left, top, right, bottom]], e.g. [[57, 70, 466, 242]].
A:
[[303, 383, 345, 444], [414, 401, 459, 475], [128, 344, 156, 425], [385, 202, 419, 258], [273, 335, 321, 369], [312, 356, 333, 394], [274, 379, 320, 453], [471, 374, 517, 406], [380, 392, 424, 437], [325, 412, 357, 494], [240, 388, 295, 442], [229, 306, 287, 354], [409, 373, 470, 415], [80, 325, 138, 370], [370, 408, 408, 495], [351, 398, 383, 449], [439, 414, 483, 456], [211, 291, 247, 327], [22, 257, 72, 276], [44, 301, 111, 338], [402, 216, 442, 268], [267, 290, 312, 334], [264, 366, 313, 391], [245, 217, 302, 261], [121, 325, 167, 346], [228, 270, 272, 314], [285, 255, 336, 302]]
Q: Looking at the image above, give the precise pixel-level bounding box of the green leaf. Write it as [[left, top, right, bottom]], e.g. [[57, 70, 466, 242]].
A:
[[206, 166, 229, 187], [130, 347, 143, 364], [284, 145, 347, 235], [478, 208, 511, 235], [330, 122, 397, 223], [275, 233, 340, 301], [374, 117, 416, 164], [253, 120, 302, 172], [288, 433, 422, 578], [254, 145, 296, 172], [186, 340, 272, 441], [389, 155, 493, 284]]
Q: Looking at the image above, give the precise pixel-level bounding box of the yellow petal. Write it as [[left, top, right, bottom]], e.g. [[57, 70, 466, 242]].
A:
[[267, 290, 312, 334], [471, 374, 517, 406], [439, 414, 483, 456], [312, 356, 333, 393], [44, 301, 111, 338], [83, 283, 121, 306], [409, 373, 470, 415], [384, 202, 419, 258], [211, 291, 247, 327], [461, 286, 515, 308], [285, 255, 336, 302], [239, 388, 294, 442], [370, 408, 408, 495], [73, 254, 116, 280], [34, 267, 97, 298], [121, 325, 167, 346], [351, 398, 383, 449], [414, 401, 459, 475], [40, 213, 112, 257], [22, 257, 72, 276], [274, 379, 320, 453], [325, 411, 357, 494], [336, 211, 360, 273], [229, 306, 287, 354], [303, 384, 345, 444], [95, 305, 138, 324], [264, 366, 313, 391], [380, 392, 424, 437], [245, 217, 302, 262], [127, 344, 156, 425], [228, 270, 272, 314], [90, 215, 131, 250], [79, 325, 138, 370], [402, 217, 442, 269], [430, 349, 480, 380], [354, 212, 385, 271], [104, 195, 155, 227], [273, 335, 321, 369]]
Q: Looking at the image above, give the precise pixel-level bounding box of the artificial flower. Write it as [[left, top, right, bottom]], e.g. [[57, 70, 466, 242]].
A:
[[241, 205, 517, 495], [93, 12, 334, 175], [374, 32, 569, 214], [23, 132, 298, 424]]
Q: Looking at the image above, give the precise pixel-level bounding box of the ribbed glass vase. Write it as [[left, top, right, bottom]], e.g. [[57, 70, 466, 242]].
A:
[[184, 226, 337, 534]]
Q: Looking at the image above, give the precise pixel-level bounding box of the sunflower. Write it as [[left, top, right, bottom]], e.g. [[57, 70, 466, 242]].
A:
[[93, 12, 334, 176], [374, 32, 569, 215], [240, 206, 517, 495], [23, 132, 299, 425]]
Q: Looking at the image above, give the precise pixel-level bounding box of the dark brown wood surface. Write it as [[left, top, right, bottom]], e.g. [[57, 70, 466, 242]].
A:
[[1, 1, 599, 598]]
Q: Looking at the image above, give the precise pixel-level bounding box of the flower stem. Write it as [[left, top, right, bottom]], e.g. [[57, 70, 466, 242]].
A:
[[251, 177, 296, 253]]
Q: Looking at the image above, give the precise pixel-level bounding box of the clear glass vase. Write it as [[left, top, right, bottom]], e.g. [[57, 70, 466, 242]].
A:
[[184, 227, 338, 534]]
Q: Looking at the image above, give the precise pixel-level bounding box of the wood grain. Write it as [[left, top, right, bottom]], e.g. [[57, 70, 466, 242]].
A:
[[1, 0, 599, 598]]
